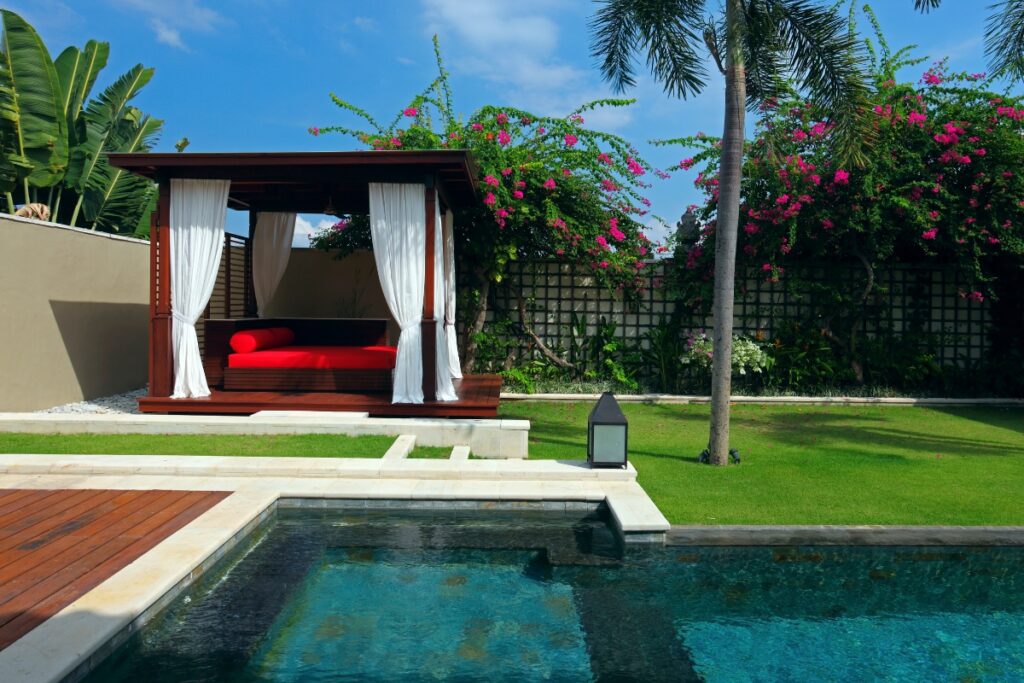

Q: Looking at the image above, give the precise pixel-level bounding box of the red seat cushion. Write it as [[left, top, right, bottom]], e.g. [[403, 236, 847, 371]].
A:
[[227, 345, 397, 370], [229, 327, 295, 354]]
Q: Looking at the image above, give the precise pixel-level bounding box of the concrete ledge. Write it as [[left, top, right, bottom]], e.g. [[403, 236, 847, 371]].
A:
[[382, 435, 415, 460], [0, 412, 531, 459], [0, 454, 636, 482], [502, 393, 1024, 407], [666, 525, 1024, 546]]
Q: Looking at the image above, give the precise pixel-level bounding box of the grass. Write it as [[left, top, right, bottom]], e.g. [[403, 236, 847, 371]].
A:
[[2, 403, 1021, 526], [498, 401, 1024, 526], [0, 432, 401, 459]]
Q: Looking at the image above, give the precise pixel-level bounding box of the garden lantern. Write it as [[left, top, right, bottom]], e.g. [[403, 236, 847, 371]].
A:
[[588, 392, 628, 468]]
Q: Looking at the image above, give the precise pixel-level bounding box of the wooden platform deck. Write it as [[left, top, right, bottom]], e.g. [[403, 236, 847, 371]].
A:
[[138, 374, 502, 418], [0, 488, 230, 651]]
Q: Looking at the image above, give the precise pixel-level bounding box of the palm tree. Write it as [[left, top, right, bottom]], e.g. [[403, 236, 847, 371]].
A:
[[913, 0, 1024, 82], [590, 0, 870, 465]]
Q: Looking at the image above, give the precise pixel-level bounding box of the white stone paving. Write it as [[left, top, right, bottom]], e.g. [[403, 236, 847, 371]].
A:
[[0, 450, 669, 683]]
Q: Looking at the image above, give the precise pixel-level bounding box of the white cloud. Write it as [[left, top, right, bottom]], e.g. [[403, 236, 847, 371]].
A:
[[292, 215, 335, 248], [421, 0, 633, 127], [112, 0, 225, 50]]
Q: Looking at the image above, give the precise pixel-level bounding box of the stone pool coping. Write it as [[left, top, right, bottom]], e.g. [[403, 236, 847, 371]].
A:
[[667, 525, 1024, 546], [0, 451, 668, 683], [503, 393, 1024, 406]]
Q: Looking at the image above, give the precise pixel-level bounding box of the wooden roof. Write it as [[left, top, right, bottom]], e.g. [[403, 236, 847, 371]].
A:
[[107, 150, 479, 212]]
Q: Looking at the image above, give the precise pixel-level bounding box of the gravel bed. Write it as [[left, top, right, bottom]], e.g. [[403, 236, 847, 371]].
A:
[[37, 388, 146, 414]]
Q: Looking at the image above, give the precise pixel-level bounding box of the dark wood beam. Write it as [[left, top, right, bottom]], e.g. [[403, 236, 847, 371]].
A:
[[422, 178, 437, 402], [150, 179, 173, 398]]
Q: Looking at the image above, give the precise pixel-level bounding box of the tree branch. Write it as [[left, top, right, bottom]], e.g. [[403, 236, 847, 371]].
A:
[[517, 293, 576, 370]]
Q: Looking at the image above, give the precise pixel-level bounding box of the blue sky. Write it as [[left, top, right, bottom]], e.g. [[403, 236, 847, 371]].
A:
[[13, 0, 1002, 244]]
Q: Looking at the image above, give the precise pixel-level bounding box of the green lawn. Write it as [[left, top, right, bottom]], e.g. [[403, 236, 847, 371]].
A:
[[498, 402, 1024, 526], [1, 403, 1021, 526], [0, 432, 449, 460]]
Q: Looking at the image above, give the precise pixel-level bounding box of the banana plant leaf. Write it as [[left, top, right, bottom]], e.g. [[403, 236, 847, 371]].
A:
[[82, 109, 162, 232], [0, 10, 67, 189], [54, 39, 109, 150], [65, 63, 153, 225], [0, 43, 30, 195]]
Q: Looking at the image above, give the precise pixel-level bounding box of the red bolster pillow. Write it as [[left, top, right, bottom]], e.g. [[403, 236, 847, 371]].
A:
[[229, 327, 295, 353]]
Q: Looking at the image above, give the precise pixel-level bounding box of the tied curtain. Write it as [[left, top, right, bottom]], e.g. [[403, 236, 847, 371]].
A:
[[252, 212, 296, 317], [442, 209, 462, 378], [169, 178, 230, 399], [369, 183, 427, 404]]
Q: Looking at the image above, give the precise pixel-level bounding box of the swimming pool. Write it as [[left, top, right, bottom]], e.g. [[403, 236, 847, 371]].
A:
[[86, 504, 1024, 682]]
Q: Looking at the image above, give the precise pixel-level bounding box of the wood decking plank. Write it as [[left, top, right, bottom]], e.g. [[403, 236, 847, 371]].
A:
[[0, 489, 68, 520], [0, 489, 51, 516], [0, 491, 228, 651], [0, 491, 185, 591], [0, 490, 139, 559], [0, 490, 115, 541]]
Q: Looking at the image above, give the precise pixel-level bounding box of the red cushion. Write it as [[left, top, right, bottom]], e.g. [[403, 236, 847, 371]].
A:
[[227, 345, 397, 370], [229, 327, 295, 354]]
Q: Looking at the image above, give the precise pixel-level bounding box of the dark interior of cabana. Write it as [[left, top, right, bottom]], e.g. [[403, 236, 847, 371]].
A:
[[107, 151, 500, 418]]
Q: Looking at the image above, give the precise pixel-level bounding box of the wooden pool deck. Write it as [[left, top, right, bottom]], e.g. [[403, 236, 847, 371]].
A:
[[0, 488, 230, 652]]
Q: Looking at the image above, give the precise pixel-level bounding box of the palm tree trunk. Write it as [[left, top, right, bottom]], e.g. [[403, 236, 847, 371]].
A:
[[708, 0, 747, 466]]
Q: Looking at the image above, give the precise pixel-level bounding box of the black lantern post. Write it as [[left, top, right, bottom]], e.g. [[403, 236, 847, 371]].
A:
[[587, 392, 628, 468]]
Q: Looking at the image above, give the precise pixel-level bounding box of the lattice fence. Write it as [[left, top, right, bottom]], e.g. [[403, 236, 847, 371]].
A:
[[485, 260, 991, 369]]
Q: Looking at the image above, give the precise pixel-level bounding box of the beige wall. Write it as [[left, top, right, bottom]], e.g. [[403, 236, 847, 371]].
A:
[[0, 215, 149, 411], [264, 249, 399, 342]]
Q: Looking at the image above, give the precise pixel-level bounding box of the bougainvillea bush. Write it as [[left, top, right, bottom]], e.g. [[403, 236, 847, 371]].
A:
[[307, 39, 668, 373], [664, 24, 1024, 391]]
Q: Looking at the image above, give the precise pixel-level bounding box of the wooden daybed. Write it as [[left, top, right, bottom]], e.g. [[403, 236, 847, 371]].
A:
[[204, 318, 395, 392]]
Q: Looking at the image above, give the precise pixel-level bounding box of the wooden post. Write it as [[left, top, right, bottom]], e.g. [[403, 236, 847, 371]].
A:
[[150, 179, 173, 397], [422, 179, 437, 402], [245, 211, 256, 316]]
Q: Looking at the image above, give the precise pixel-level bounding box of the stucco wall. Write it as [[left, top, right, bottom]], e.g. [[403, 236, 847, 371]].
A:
[[263, 249, 398, 342], [0, 215, 149, 411]]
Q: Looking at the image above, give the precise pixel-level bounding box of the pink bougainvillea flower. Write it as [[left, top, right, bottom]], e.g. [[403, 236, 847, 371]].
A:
[[609, 226, 626, 242], [989, 237, 1001, 244], [921, 228, 938, 240], [562, 168, 572, 177], [497, 129, 511, 146], [638, 246, 648, 256], [331, 219, 349, 231], [537, 126, 546, 134], [775, 194, 790, 205], [512, 190, 524, 200], [821, 218, 834, 230], [308, 126, 320, 136], [595, 235, 609, 248], [597, 152, 613, 165], [762, 263, 773, 272], [969, 291, 985, 302], [483, 192, 496, 206], [390, 137, 402, 147], [496, 112, 508, 125], [809, 122, 828, 137], [564, 134, 578, 147], [598, 260, 609, 269], [626, 157, 645, 176], [679, 158, 695, 170], [500, 167, 513, 177], [543, 178, 557, 190], [403, 107, 418, 117], [601, 179, 618, 192], [833, 169, 850, 185], [792, 128, 808, 142], [515, 180, 526, 189], [484, 175, 499, 187], [744, 222, 759, 234], [907, 111, 927, 127], [471, 123, 484, 131]]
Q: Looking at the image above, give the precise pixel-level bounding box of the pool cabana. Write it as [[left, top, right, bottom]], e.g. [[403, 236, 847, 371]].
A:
[[108, 150, 499, 418]]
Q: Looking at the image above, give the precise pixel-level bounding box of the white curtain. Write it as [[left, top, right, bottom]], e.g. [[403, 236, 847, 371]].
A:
[[443, 209, 462, 379], [433, 200, 458, 400], [369, 183, 427, 404], [169, 178, 230, 398], [252, 212, 296, 316]]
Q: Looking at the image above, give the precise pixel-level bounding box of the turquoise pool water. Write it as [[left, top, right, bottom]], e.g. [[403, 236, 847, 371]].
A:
[[86, 507, 1024, 682]]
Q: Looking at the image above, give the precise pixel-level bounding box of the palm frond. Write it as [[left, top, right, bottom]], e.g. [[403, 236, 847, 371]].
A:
[[913, 0, 942, 11], [590, 0, 642, 92], [742, 4, 787, 106], [769, 0, 872, 164], [985, 0, 1024, 82]]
